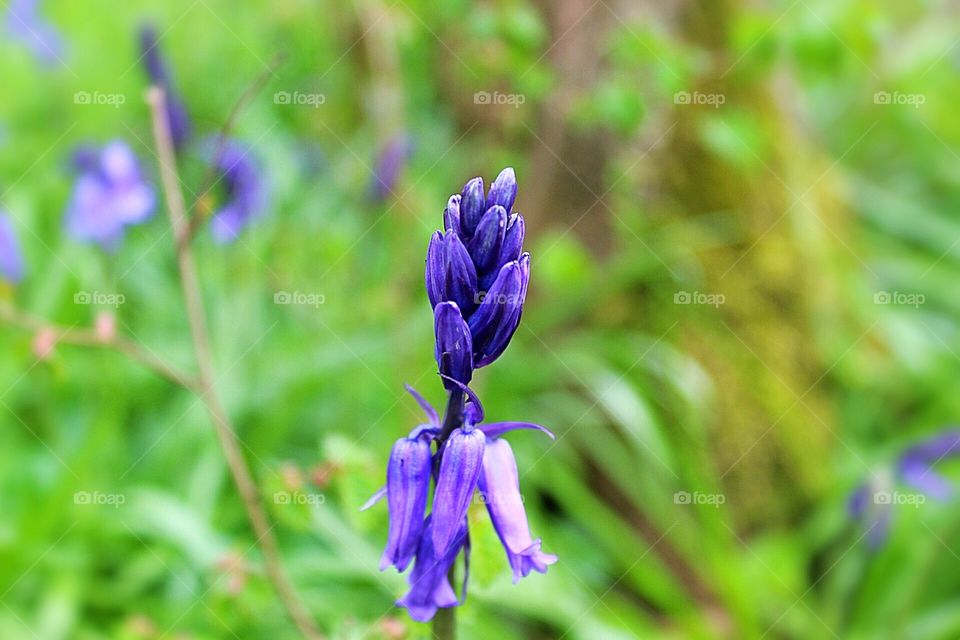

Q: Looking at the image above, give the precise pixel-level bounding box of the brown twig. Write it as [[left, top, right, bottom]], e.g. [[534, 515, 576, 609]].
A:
[[0, 302, 200, 392], [147, 86, 321, 640], [180, 52, 287, 248]]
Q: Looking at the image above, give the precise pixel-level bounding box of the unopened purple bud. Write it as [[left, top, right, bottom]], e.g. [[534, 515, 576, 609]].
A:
[[459, 177, 485, 238], [431, 426, 485, 556], [443, 195, 462, 236], [139, 25, 191, 150], [468, 259, 526, 367], [498, 214, 525, 267], [434, 302, 473, 389], [486, 167, 517, 213], [467, 205, 506, 276], [397, 516, 466, 622], [380, 436, 433, 572]]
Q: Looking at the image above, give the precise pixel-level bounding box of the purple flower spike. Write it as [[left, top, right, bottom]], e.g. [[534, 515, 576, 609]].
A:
[[381, 435, 433, 572], [139, 25, 191, 150], [434, 302, 473, 390], [479, 438, 557, 582], [207, 139, 266, 244], [65, 140, 156, 249], [486, 167, 518, 213], [397, 516, 466, 622], [431, 427, 485, 556], [0, 212, 25, 283]]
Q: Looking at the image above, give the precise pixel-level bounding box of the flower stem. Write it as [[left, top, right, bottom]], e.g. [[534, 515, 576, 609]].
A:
[[147, 86, 321, 640], [433, 603, 457, 640]]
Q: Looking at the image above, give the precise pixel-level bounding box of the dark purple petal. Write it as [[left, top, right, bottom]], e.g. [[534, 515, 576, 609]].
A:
[[459, 177, 485, 239], [497, 214, 525, 267], [467, 205, 506, 276], [478, 438, 557, 582], [468, 260, 524, 367], [397, 516, 466, 622], [434, 302, 473, 390], [405, 384, 439, 427], [380, 437, 432, 572], [486, 167, 517, 212], [207, 138, 266, 243], [443, 194, 462, 236], [478, 421, 555, 441], [431, 427, 485, 556], [425, 231, 444, 308], [443, 231, 478, 315], [0, 212, 24, 283]]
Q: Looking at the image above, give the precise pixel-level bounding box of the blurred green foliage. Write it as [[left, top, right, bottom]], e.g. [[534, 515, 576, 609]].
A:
[[3, 0, 960, 638]]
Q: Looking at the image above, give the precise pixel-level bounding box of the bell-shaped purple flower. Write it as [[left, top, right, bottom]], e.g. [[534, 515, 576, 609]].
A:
[[206, 139, 266, 244], [64, 141, 156, 249], [431, 426, 485, 556], [434, 302, 473, 390], [0, 212, 25, 283], [478, 438, 557, 582], [397, 516, 467, 622], [139, 25, 191, 150], [380, 433, 433, 572]]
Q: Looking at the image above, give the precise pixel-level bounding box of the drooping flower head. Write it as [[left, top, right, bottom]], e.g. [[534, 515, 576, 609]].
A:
[[64, 141, 156, 250], [849, 428, 960, 548], [139, 24, 191, 150], [0, 212, 25, 284], [5, 0, 64, 66], [366, 169, 555, 623], [204, 139, 267, 244]]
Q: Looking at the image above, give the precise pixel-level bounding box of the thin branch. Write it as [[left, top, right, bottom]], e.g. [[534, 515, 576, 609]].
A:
[[181, 52, 287, 247], [0, 302, 200, 392], [147, 86, 321, 640]]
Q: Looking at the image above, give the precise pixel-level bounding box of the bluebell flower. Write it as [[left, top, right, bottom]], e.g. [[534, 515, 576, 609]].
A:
[[850, 429, 960, 548], [205, 139, 266, 244], [0, 212, 25, 283], [64, 141, 156, 249], [139, 25, 191, 150], [426, 168, 529, 380], [370, 135, 412, 201], [5, 0, 64, 66]]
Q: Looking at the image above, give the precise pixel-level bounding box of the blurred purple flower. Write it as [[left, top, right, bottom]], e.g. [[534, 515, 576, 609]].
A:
[[206, 139, 266, 244], [849, 429, 960, 548], [0, 212, 25, 283], [139, 24, 191, 149], [64, 141, 156, 249], [370, 135, 412, 201], [5, 0, 64, 66]]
